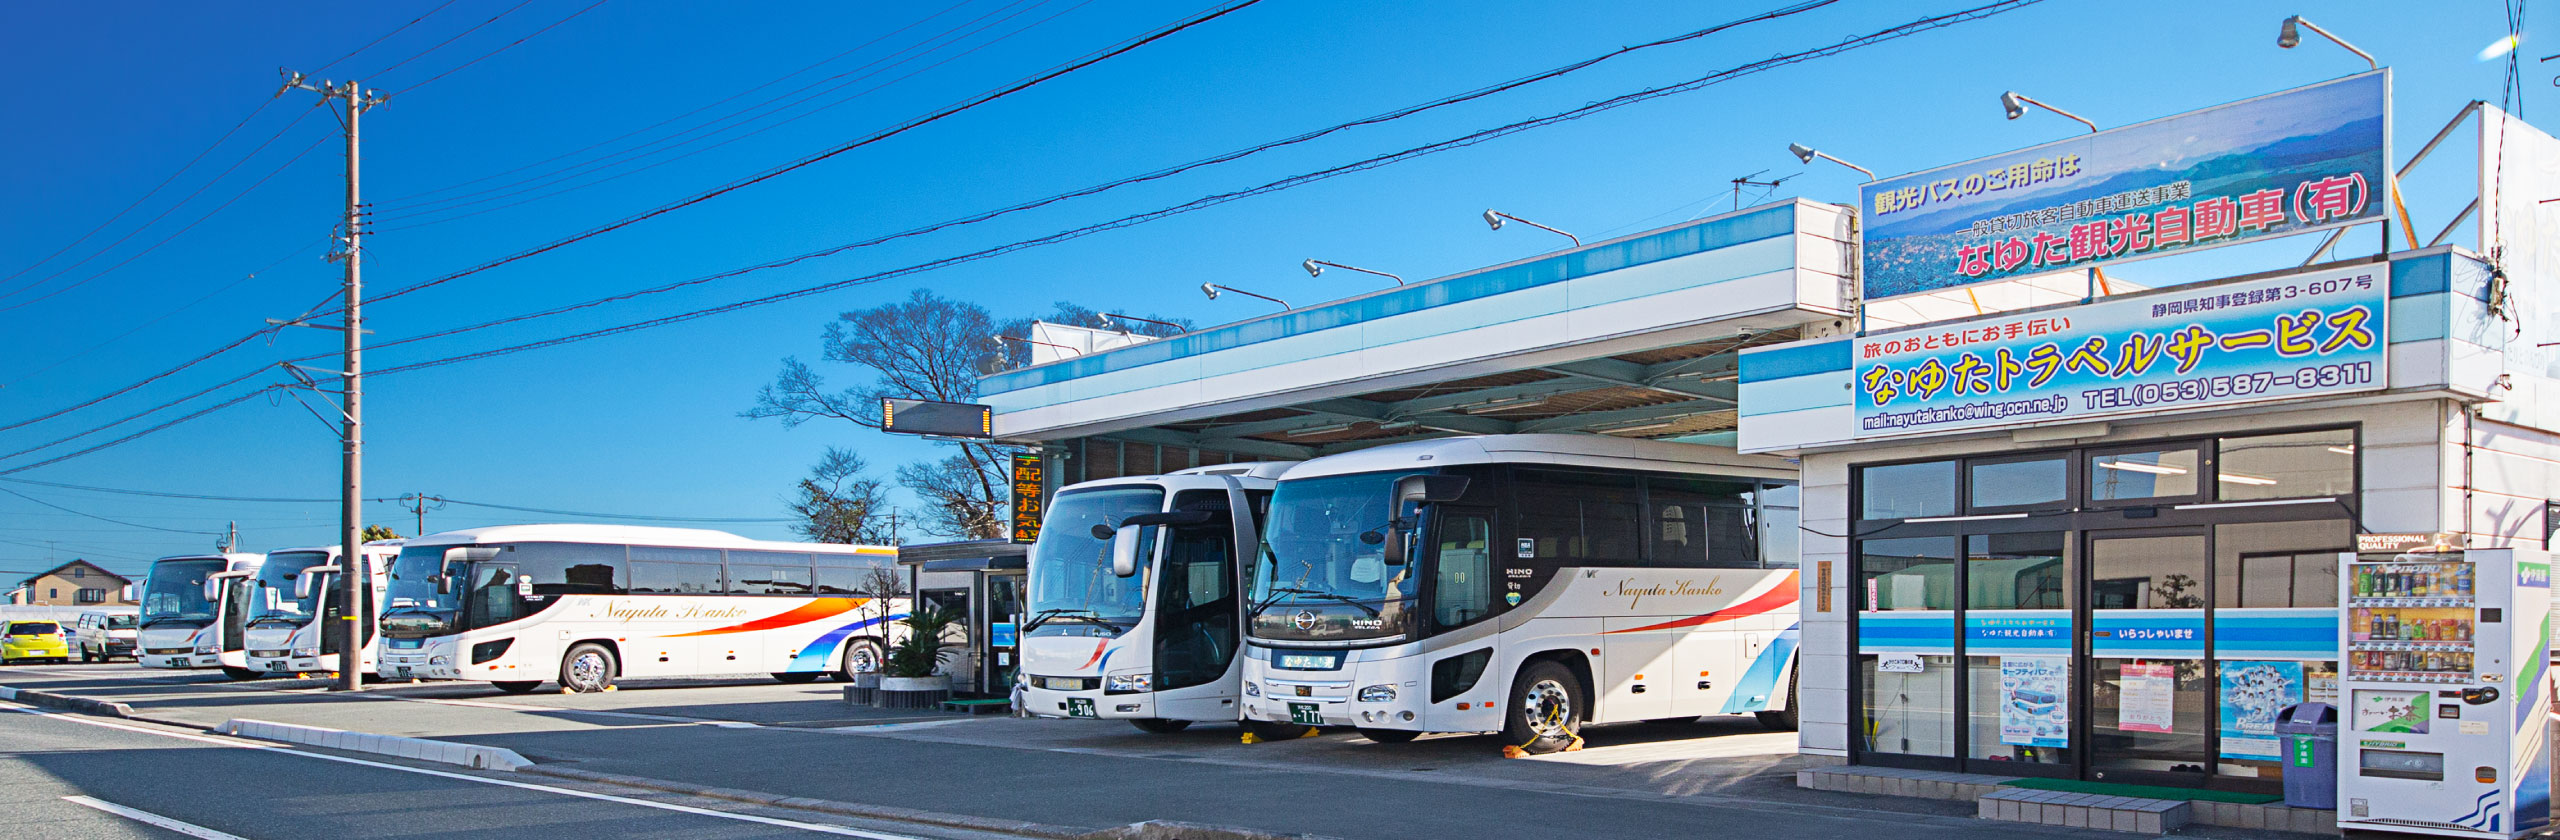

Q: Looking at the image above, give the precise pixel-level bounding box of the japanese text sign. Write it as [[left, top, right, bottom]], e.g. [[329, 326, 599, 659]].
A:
[[1861, 71, 2387, 300], [1853, 266, 2388, 438], [1009, 453, 1045, 544]]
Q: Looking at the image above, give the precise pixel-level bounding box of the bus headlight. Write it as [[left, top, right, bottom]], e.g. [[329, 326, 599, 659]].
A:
[[1105, 674, 1151, 694], [193, 641, 217, 655], [427, 655, 451, 666], [293, 647, 319, 658], [1358, 684, 1397, 703], [1243, 681, 1260, 697]]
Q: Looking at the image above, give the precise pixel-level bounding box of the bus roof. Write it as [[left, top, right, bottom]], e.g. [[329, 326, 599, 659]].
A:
[[149, 553, 265, 572], [1059, 461, 1295, 496], [1278, 433, 1797, 482], [398, 523, 895, 556], [265, 541, 404, 558]]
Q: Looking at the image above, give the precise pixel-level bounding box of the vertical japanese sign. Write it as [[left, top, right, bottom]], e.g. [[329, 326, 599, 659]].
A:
[[1008, 453, 1045, 545], [1861, 71, 2387, 300], [1853, 265, 2387, 438]]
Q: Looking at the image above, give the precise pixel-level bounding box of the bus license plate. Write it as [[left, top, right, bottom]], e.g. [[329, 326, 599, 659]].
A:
[[1067, 697, 1097, 718], [391, 665, 411, 678], [1289, 703, 1322, 726]]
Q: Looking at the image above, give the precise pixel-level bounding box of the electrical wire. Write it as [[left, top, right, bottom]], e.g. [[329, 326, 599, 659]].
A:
[[385, 0, 615, 98], [358, 0, 2036, 374], [0, 98, 279, 288], [0, 238, 324, 390], [361, 0, 538, 81], [353, 0, 1839, 330], [309, 0, 465, 76], [358, 0, 1263, 308], [434, 498, 794, 523], [0, 487, 223, 535]]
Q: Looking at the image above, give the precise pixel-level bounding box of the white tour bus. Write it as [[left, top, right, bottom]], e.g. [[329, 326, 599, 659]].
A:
[[137, 553, 269, 679], [375, 525, 902, 693], [1238, 434, 1803, 751], [1021, 462, 1290, 733], [244, 541, 404, 677]]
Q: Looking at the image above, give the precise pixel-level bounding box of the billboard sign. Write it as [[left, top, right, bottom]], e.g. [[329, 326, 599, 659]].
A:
[[1853, 264, 2387, 438], [1008, 453, 1046, 545], [1861, 71, 2388, 300], [880, 398, 993, 439]]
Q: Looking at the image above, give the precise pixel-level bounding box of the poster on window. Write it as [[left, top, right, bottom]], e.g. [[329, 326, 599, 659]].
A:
[[2000, 656, 2068, 747], [2355, 689, 2430, 734], [2217, 661, 2305, 759], [2118, 662, 2177, 733]]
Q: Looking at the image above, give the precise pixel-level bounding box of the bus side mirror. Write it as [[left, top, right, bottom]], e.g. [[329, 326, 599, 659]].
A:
[[295, 565, 342, 600], [1110, 526, 1142, 578], [1383, 475, 1469, 566]]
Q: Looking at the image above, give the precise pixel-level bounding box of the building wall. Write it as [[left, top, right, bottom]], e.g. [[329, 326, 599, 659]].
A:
[[1792, 397, 2451, 758], [12, 571, 134, 607]]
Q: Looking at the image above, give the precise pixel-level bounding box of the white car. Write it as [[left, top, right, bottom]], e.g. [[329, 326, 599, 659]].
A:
[[72, 610, 138, 662]]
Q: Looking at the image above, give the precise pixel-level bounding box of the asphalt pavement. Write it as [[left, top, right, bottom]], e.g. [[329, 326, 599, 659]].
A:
[[0, 662, 2326, 840]]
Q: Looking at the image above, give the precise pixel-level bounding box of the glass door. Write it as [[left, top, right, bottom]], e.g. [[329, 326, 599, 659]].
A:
[[1963, 532, 2073, 776], [2085, 531, 2211, 784]]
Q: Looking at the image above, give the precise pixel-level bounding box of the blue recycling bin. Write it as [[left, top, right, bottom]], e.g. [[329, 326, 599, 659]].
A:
[[2275, 702, 2338, 809]]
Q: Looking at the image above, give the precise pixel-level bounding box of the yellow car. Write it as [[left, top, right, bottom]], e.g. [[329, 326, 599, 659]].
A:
[[1, 620, 70, 664]]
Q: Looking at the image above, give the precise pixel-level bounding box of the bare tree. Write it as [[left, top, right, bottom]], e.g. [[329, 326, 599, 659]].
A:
[[747, 290, 1009, 539], [789, 448, 899, 545]]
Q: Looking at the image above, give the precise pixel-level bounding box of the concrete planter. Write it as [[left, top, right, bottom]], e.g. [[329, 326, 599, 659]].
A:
[[875, 675, 951, 709]]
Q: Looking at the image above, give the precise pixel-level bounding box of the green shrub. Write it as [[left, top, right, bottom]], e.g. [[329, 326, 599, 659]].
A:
[[883, 604, 960, 679]]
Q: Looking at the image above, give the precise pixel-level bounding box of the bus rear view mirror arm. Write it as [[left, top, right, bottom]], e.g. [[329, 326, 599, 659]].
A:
[[1107, 511, 1213, 577], [295, 565, 343, 601], [1384, 475, 1471, 566]]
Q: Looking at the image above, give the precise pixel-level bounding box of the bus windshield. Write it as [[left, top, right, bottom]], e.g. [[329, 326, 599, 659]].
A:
[[381, 545, 466, 637], [1248, 470, 1425, 642], [1026, 486, 1160, 638], [140, 558, 225, 627], [248, 551, 332, 627]]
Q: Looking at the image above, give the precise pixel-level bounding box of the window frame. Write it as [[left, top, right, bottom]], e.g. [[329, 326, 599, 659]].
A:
[[1965, 452, 2075, 515], [2083, 442, 2207, 508], [2208, 427, 2361, 504]]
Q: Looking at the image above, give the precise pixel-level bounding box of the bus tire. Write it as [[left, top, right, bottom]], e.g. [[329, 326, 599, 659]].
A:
[[560, 643, 618, 693], [492, 681, 542, 694], [831, 638, 884, 683], [221, 666, 264, 681], [1130, 718, 1192, 734], [1357, 727, 1419, 744], [1756, 670, 1799, 732], [1502, 659, 1583, 754], [1242, 719, 1309, 741], [772, 672, 822, 684]]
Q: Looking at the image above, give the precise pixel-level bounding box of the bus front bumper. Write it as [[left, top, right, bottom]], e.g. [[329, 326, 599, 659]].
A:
[[137, 651, 216, 669], [1022, 684, 1150, 720], [378, 648, 459, 680]]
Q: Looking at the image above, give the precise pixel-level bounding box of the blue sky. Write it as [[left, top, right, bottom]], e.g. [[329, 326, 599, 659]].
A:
[[0, 0, 2539, 579]]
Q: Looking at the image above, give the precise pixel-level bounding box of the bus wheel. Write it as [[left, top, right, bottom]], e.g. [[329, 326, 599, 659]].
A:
[[1243, 719, 1311, 741], [221, 666, 265, 681], [1502, 660, 1582, 754], [1756, 671, 1799, 732], [831, 639, 883, 683], [1357, 727, 1419, 744], [1130, 718, 1191, 734], [772, 672, 822, 684], [560, 643, 618, 693], [492, 681, 542, 694]]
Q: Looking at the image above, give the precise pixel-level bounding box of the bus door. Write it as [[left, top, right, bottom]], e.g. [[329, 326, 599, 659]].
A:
[[220, 578, 252, 653], [1426, 506, 1506, 726]]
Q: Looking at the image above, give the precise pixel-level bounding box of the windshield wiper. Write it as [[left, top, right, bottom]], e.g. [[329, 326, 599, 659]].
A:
[[1249, 587, 1381, 619], [1022, 608, 1110, 632]]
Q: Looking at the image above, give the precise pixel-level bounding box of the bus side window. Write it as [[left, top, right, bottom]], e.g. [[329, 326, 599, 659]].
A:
[[1645, 475, 1756, 569], [1434, 512, 1494, 629]]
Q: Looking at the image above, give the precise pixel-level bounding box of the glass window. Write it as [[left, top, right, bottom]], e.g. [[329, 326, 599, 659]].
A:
[[505, 543, 625, 596], [1433, 512, 1494, 629], [727, 551, 814, 595], [1646, 476, 1754, 569], [2216, 660, 2338, 781], [1970, 457, 2068, 510], [2214, 520, 2349, 608], [2087, 448, 2200, 502], [1862, 653, 1956, 756], [1154, 521, 1239, 691], [1513, 469, 1640, 563], [629, 561, 722, 594], [1859, 537, 1957, 611], [1968, 533, 2066, 610], [464, 564, 527, 629], [814, 552, 898, 596], [2217, 429, 2355, 501], [1860, 460, 1957, 520], [1759, 500, 1800, 568], [1967, 656, 2072, 764]]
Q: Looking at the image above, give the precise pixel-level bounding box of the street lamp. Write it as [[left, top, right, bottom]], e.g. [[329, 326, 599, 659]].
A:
[[1999, 90, 2098, 134], [1482, 210, 1582, 247], [991, 334, 1073, 352], [1786, 143, 1874, 180], [1302, 259, 1403, 285], [1201, 282, 1290, 310], [1101, 312, 1184, 333], [2278, 15, 2378, 69]]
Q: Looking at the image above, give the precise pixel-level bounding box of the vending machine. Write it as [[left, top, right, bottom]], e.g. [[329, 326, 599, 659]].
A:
[[2338, 544, 2552, 838]]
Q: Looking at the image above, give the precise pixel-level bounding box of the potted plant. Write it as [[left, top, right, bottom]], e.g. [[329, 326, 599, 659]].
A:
[[875, 604, 959, 709], [839, 564, 908, 705]]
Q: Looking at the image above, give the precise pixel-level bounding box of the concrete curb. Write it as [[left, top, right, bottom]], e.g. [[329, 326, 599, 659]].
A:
[[1075, 820, 1350, 840], [522, 765, 1092, 839], [0, 685, 137, 718], [214, 718, 532, 771]]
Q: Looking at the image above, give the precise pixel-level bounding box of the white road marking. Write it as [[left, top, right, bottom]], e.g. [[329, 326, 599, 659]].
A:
[[7, 707, 936, 839], [62, 795, 250, 839]]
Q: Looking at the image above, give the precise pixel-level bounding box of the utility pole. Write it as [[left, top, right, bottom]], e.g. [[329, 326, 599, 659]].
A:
[[397, 493, 446, 536], [1730, 170, 1796, 213], [281, 70, 381, 694]]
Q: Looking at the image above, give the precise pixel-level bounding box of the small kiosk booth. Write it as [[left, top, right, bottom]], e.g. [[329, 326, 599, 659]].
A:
[[896, 539, 1025, 697]]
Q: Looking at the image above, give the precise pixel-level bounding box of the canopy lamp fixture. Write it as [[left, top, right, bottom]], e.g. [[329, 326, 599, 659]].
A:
[[1786, 143, 1874, 180], [1482, 210, 1582, 247], [1100, 312, 1183, 333], [990, 334, 1074, 352], [1303, 259, 1403, 285], [2000, 91, 2098, 134], [1201, 283, 1290, 311], [2278, 15, 2378, 69]]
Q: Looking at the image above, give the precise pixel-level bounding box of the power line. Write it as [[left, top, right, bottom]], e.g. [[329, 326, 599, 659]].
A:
[[357, 0, 1263, 308], [385, 0, 615, 98], [361, 0, 539, 81], [363, 0, 2034, 376], [309, 0, 465, 76], [0, 237, 325, 390], [434, 498, 793, 523], [340, 0, 1840, 349], [0, 487, 223, 535], [0, 98, 280, 287]]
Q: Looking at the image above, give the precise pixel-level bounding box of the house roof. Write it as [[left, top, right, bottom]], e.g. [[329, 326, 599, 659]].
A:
[[17, 559, 132, 588]]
